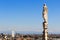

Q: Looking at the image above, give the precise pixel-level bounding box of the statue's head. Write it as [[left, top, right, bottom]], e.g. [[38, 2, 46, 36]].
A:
[[44, 3, 46, 6]]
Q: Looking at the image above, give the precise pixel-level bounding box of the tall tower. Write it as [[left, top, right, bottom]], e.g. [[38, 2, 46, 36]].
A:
[[42, 3, 48, 40]]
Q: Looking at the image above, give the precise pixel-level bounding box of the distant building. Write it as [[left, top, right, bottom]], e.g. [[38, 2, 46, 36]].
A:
[[12, 30, 15, 37]]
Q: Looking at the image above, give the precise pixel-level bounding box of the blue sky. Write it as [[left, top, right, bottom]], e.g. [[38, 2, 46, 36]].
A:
[[0, 0, 60, 33]]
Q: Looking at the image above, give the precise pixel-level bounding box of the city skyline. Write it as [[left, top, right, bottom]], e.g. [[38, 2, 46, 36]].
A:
[[0, 0, 60, 33]]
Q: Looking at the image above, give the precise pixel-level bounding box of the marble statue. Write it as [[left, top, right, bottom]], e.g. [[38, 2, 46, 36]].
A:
[[42, 3, 48, 40]]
